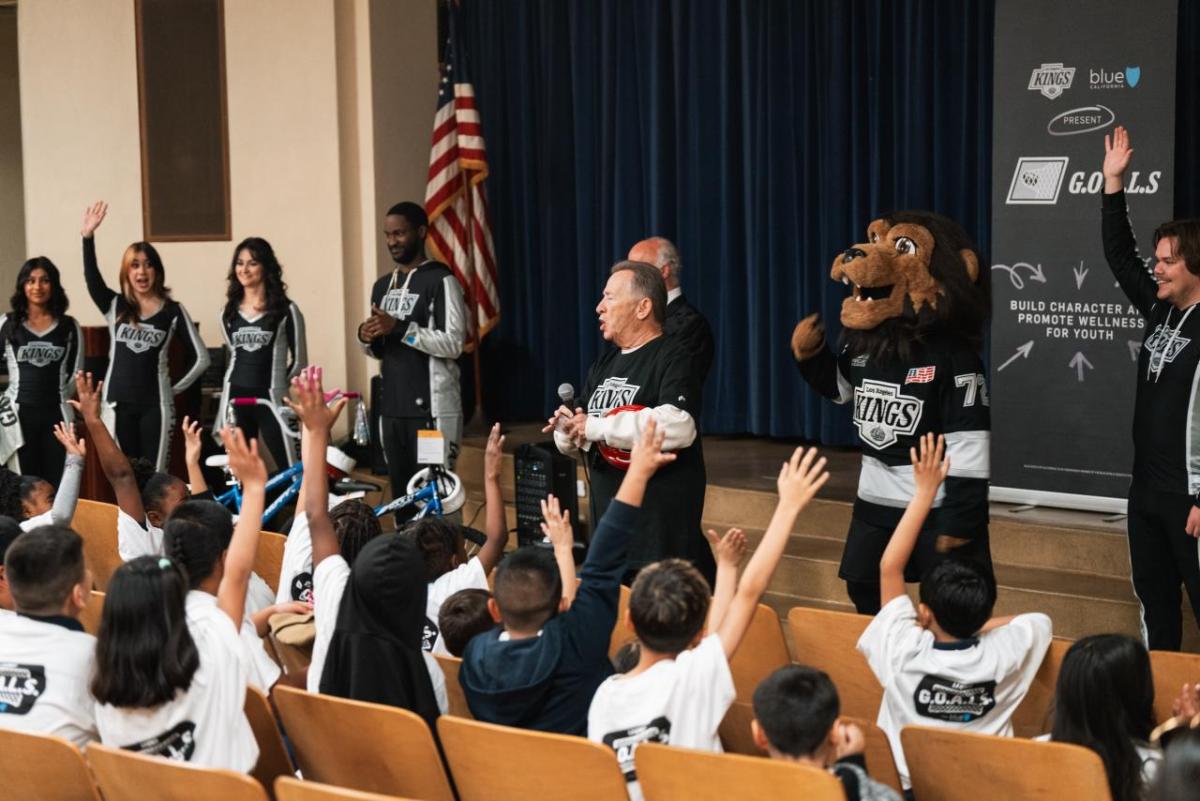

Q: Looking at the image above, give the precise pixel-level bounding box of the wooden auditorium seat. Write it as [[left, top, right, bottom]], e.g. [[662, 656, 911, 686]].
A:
[[274, 777, 412, 801], [86, 742, 269, 801], [253, 531, 287, 595], [78, 590, 105, 635], [437, 715, 627, 801], [729, 603, 791, 700], [607, 583, 634, 658], [271, 686, 454, 801], [1011, 637, 1072, 737], [244, 685, 294, 797], [786, 606, 882, 719], [843, 716, 903, 794], [432, 653, 473, 719], [901, 725, 1112, 801], [635, 742, 844, 801], [71, 498, 121, 591], [1151, 649, 1200, 723], [0, 728, 101, 801]]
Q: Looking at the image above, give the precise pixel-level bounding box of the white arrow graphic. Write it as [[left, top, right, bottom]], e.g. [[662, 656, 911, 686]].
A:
[[1069, 352, 1094, 381], [1128, 340, 1142, 362], [991, 262, 1047, 290], [1073, 261, 1089, 289], [997, 341, 1034, 372]]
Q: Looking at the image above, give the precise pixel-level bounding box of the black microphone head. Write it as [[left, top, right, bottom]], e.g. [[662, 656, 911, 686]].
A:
[[557, 383, 575, 403]]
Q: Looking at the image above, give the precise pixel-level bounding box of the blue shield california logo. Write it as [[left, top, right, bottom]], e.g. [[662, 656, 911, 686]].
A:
[[1125, 66, 1141, 87]]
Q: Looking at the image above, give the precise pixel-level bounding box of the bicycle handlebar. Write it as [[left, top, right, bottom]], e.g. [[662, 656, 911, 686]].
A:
[[230, 390, 361, 407]]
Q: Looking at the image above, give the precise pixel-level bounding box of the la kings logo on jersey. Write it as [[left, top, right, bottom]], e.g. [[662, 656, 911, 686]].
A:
[[16, 342, 65, 368], [115, 323, 167, 354], [853, 380, 923, 450], [588, 377, 642, 416], [603, 716, 671, 781], [0, 662, 47, 715], [914, 675, 996, 722], [124, 721, 197, 761], [231, 327, 274, 352], [1144, 323, 1191, 370], [381, 289, 419, 320]]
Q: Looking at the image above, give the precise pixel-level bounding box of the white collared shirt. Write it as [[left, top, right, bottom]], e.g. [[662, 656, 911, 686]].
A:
[[0, 614, 97, 748]]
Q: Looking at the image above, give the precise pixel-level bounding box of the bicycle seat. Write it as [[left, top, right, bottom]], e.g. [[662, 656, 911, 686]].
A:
[[332, 478, 381, 495], [205, 454, 230, 468]]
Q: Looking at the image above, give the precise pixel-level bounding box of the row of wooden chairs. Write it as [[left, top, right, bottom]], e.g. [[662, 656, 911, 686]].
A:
[[0, 682, 1115, 801]]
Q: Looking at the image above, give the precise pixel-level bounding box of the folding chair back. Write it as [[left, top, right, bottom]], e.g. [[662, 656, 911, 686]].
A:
[[71, 499, 121, 591], [253, 531, 287, 595], [636, 743, 844, 801], [432, 654, 472, 718], [86, 742, 269, 801], [244, 685, 294, 796], [272, 686, 453, 801], [0, 729, 101, 801], [79, 590, 105, 635], [274, 777, 413, 801], [1151, 649, 1200, 723], [728, 604, 791, 701], [437, 715, 627, 801], [1012, 637, 1072, 737], [786, 606, 881, 719], [901, 725, 1113, 801], [717, 700, 762, 756]]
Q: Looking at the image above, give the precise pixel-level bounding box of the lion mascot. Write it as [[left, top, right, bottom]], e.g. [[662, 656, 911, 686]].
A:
[[791, 211, 992, 614]]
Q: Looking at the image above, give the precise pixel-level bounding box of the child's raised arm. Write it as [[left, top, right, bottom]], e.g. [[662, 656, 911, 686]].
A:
[[283, 366, 347, 570], [477, 422, 510, 574], [68, 371, 145, 524], [879, 433, 949, 607], [704, 527, 746, 632], [716, 447, 828, 658], [181, 416, 208, 495], [49, 421, 86, 525], [541, 493, 577, 608], [216, 426, 267, 626]]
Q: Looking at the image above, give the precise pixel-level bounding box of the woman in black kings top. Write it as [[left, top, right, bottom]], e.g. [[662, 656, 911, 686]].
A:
[[0, 257, 84, 486], [214, 237, 307, 470], [80, 202, 210, 472]]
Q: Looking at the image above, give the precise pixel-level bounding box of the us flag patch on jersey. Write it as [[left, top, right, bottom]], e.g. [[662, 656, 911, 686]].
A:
[[905, 366, 936, 384]]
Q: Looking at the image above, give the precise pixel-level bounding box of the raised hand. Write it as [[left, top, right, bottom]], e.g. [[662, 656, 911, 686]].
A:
[[52, 421, 86, 458], [220, 426, 267, 488], [627, 417, 676, 479], [833, 721, 866, 760], [484, 422, 506, 481], [182, 415, 204, 466], [910, 432, 950, 496], [790, 313, 825, 362], [704, 527, 746, 569], [776, 446, 829, 509], [283, 365, 347, 434], [1103, 125, 1134, 180], [67, 371, 104, 423], [540, 493, 574, 550], [81, 201, 108, 238]]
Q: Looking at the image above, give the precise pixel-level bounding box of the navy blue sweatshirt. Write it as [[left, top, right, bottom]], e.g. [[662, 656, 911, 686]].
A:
[[459, 500, 640, 735]]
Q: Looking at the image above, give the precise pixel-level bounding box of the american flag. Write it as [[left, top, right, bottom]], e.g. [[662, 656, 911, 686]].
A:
[[905, 366, 937, 384], [424, 5, 500, 340]]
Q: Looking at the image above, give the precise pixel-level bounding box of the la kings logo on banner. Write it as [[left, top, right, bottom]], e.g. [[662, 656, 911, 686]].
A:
[[231, 327, 274, 352], [853, 380, 923, 450], [0, 662, 47, 715], [588, 377, 642, 415], [1028, 62, 1075, 99], [16, 342, 64, 368], [124, 721, 198, 761], [914, 675, 997, 722], [115, 323, 167, 354]]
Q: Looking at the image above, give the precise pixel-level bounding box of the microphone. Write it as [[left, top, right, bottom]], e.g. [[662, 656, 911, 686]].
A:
[[555, 383, 575, 432]]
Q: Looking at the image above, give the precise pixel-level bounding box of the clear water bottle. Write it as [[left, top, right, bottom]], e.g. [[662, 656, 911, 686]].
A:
[[353, 398, 370, 446]]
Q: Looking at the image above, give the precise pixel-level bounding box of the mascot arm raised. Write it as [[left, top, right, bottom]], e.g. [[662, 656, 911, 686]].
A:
[[791, 313, 853, 404], [585, 404, 697, 452]]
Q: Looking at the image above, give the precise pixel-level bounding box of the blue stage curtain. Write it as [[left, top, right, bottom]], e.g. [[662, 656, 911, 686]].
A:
[[462, 0, 1189, 443]]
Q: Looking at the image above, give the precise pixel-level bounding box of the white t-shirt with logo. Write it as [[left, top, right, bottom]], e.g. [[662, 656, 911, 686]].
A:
[[858, 595, 1053, 789], [587, 634, 736, 801], [94, 592, 259, 773], [0, 615, 97, 748], [307, 555, 448, 713], [424, 557, 489, 656], [277, 512, 314, 605]]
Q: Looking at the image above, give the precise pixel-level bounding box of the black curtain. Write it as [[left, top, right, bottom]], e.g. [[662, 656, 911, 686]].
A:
[[464, 0, 1196, 445]]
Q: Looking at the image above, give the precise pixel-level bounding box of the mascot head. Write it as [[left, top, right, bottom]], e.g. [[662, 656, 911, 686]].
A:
[[831, 211, 988, 362]]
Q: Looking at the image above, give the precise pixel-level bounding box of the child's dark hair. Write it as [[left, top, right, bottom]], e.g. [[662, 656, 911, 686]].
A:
[[18, 474, 48, 507], [130, 457, 180, 517], [613, 640, 641, 674], [1152, 729, 1200, 801], [162, 500, 234, 589], [0, 515, 22, 561], [438, 588, 493, 657], [918, 558, 996, 638], [331, 500, 383, 566], [752, 665, 840, 758], [92, 555, 199, 708], [0, 466, 24, 519], [492, 547, 561, 632], [628, 558, 710, 654], [1052, 634, 1155, 801], [4, 525, 86, 614], [405, 517, 462, 582]]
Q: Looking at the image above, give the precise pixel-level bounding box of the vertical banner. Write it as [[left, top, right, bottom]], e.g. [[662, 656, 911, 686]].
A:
[[990, 0, 1177, 512]]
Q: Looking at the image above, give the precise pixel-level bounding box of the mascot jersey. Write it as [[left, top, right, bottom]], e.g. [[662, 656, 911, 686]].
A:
[[798, 335, 990, 538]]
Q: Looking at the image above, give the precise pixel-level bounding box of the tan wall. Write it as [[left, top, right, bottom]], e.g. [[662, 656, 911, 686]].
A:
[[0, 8, 25, 293]]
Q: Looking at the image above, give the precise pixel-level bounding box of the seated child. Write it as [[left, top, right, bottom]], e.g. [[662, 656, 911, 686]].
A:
[[0, 515, 23, 613], [0, 525, 97, 747], [438, 588, 494, 658], [91, 427, 265, 772], [288, 367, 447, 715], [1050, 634, 1159, 801], [1, 421, 86, 530], [857, 433, 1052, 791], [459, 419, 694, 735], [752, 665, 901, 801], [587, 449, 827, 799]]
